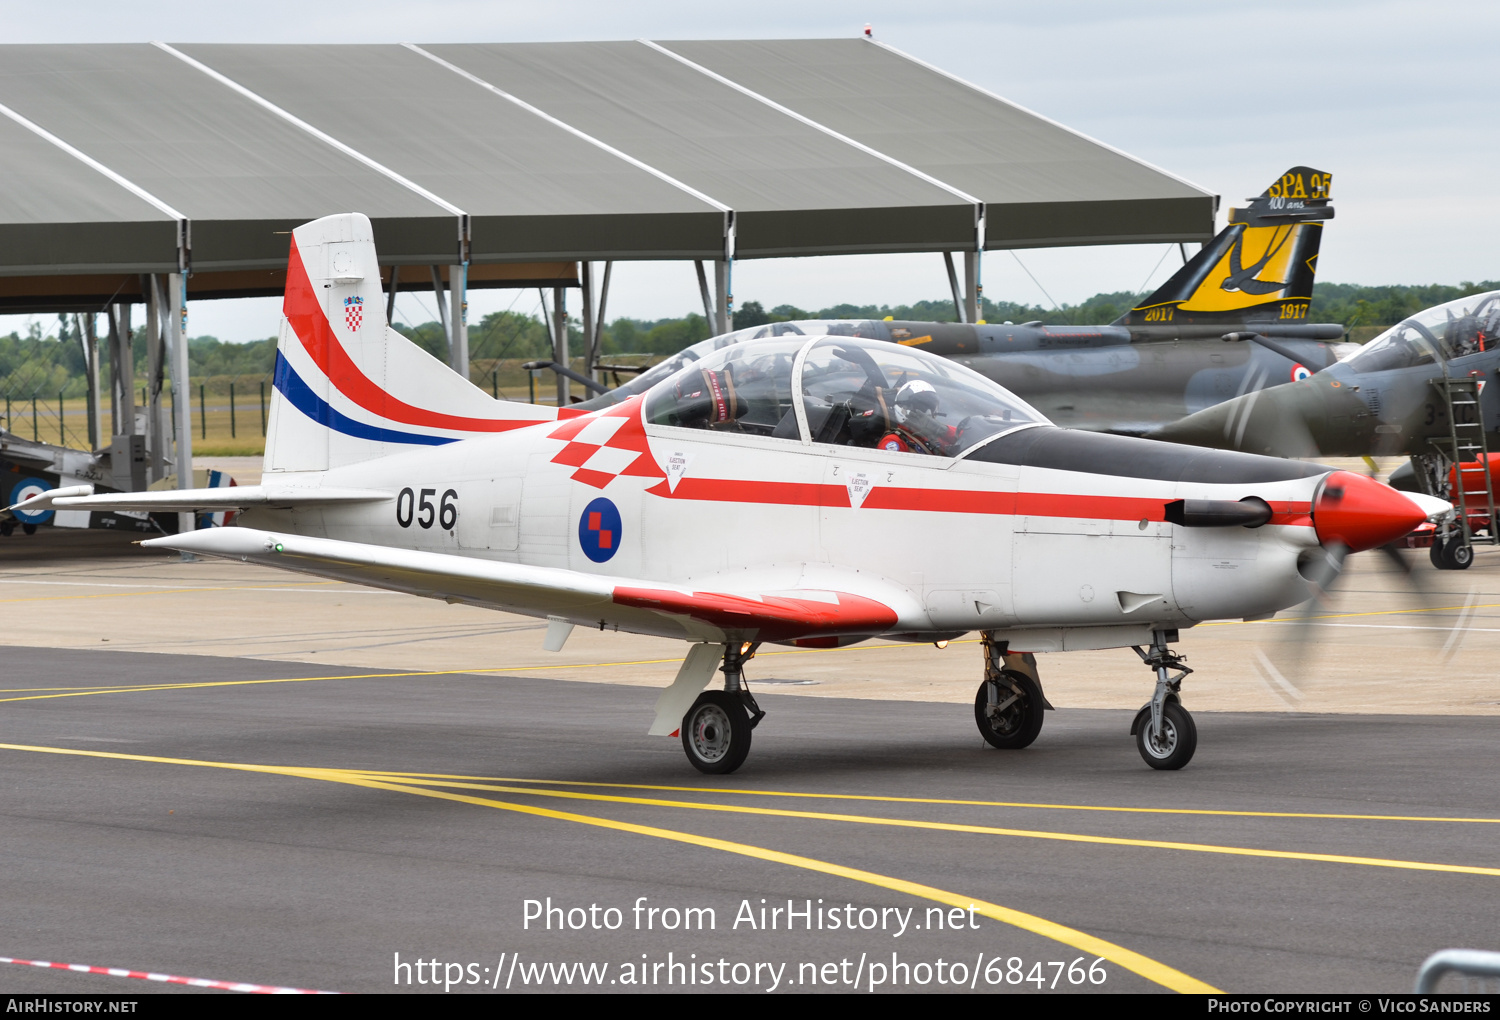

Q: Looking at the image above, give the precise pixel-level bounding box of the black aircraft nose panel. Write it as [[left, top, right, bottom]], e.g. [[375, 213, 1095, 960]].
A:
[[965, 426, 1328, 484]]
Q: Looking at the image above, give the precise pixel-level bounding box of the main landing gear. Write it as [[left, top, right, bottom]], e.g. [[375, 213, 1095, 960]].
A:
[[680, 642, 765, 775], [973, 633, 1049, 750], [1129, 631, 1197, 770]]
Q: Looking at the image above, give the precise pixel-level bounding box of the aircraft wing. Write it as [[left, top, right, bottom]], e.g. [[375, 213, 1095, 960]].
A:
[[142, 527, 911, 644], [8, 484, 392, 515]]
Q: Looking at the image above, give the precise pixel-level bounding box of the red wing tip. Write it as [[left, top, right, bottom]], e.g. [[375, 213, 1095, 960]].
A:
[[669, 729, 680, 737]]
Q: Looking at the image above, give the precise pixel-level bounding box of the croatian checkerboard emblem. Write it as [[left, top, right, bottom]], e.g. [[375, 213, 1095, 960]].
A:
[[578, 497, 622, 563], [344, 295, 364, 332]]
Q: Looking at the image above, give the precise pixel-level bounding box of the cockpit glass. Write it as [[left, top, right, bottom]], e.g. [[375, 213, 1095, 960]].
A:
[[580, 321, 886, 408], [1345, 290, 1500, 373], [643, 339, 804, 437], [798, 337, 1043, 457]]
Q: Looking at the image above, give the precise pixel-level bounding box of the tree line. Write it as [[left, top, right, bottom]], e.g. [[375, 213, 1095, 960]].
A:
[[2, 280, 1496, 398]]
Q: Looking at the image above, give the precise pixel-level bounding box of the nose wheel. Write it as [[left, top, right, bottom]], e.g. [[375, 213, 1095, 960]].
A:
[[1130, 633, 1197, 770], [1430, 535, 1474, 570], [1131, 699, 1197, 769]]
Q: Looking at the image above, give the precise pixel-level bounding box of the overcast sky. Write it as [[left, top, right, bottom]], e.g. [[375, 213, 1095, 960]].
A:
[[2, 0, 1495, 342]]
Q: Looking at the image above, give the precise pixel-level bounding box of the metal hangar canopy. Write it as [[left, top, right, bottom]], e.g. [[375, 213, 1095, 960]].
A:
[[0, 38, 1215, 309]]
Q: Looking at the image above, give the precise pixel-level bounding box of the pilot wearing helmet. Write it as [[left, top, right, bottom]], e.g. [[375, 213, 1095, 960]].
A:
[[877, 379, 959, 456]]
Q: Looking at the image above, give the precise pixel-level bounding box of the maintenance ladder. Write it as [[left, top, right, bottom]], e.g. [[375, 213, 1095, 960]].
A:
[[1430, 372, 1499, 547]]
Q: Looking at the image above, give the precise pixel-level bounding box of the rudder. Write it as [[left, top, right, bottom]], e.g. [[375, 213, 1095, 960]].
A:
[[264, 213, 556, 474], [1117, 167, 1333, 329]]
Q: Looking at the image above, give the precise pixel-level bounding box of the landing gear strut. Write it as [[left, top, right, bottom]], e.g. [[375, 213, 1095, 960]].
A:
[[680, 642, 763, 775], [1129, 631, 1197, 770], [974, 634, 1047, 750]]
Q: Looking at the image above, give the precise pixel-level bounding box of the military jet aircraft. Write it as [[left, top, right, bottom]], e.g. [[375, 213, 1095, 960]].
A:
[[13, 213, 1448, 774], [580, 167, 1348, 435], [0, 428, 237, 538], [1149, 290, 1500, 568]]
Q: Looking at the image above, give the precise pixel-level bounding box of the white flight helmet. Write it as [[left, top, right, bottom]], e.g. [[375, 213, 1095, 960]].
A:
[[893, 379, 939, 424]]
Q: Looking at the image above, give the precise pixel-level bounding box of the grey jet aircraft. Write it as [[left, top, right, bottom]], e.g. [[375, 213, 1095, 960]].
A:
[[1149, 289, 1500, 568], [580, 168, 1349, 434]]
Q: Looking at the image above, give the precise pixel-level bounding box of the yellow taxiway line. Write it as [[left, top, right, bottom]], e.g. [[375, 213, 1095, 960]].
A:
[[0, 740, 1214, 994], [345, 771, 1500, 826], [341, 775, 1500, 878]]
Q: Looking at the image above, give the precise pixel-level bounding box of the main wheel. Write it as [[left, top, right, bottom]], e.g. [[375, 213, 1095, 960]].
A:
[[1431, 537, 1474, 570], [1133, 699, 1197, 770], [681, 691, 752, 774], [974, 671, 1044, 750]]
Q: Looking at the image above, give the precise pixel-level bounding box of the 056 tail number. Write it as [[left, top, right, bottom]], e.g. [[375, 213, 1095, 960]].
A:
[[396, 487, 458, 530]]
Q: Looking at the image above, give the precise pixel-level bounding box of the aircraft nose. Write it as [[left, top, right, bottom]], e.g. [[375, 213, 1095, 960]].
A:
[[1312, 470, 1431, 552], [1148, 381, 1328, 457]]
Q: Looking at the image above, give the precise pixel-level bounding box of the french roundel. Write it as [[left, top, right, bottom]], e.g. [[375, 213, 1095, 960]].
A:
[[1291, 363, 1312, 382], [8, 478, 55, 524], [578, 497, 622, 563]]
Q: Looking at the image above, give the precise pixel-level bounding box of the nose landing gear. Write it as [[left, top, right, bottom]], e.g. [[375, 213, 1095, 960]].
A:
[[680, 642, 763, 774], [1129, 631, 1197, 770]]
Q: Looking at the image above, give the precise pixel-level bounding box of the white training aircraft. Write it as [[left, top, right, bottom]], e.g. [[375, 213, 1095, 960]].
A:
[[12, 213, 1451, 774]]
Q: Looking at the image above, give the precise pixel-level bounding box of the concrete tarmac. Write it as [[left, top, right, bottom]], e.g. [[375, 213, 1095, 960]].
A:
[[2, 523, 1499, 994], [0, 644, 1497, 995]]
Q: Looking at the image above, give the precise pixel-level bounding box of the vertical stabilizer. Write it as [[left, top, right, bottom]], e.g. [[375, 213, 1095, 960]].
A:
[[264, 213, 557, 474], [1117, 167, 1333, 329]]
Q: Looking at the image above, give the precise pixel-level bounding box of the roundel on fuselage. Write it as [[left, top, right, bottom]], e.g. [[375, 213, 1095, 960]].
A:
[[8, 478, 54, 524], [1291, 363, 1312, 382], [578, 497, 622, 563]]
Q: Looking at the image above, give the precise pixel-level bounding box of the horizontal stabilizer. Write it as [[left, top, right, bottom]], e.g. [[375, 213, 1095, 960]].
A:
[[9, 485, 391, 515]]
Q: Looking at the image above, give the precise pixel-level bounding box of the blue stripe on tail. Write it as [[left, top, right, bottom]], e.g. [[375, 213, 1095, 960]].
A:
[[273, 352, 456, 447]]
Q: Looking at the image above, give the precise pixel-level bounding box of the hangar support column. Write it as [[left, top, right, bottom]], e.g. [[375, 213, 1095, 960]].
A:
[[449, 262, 467, 380], [108, 302, 135, 439], [76, 313, 102, 451], [581, 262, 596, 383], [449, 215, 470, 381], [168, 270, 194, 540], [144, 275, 169, 482], [552, 286, 570, 407]]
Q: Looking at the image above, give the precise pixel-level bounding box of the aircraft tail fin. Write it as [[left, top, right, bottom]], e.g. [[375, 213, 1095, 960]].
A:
[[264, 213, 556, 475], [1116, 167, 1333, 329]]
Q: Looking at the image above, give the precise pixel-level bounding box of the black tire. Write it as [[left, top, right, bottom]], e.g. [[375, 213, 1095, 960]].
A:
[[1430, 537, 1475, 570], [1449, 541, 1475, 570], [681, 691, 751, 774], [974, 670, 1044, 750], [1133, 699, 1197, 770], [21, 523, 36, 535]]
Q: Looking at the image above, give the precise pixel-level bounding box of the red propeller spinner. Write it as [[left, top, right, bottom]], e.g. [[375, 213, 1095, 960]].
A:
[[1312, 471, 1434, 553]]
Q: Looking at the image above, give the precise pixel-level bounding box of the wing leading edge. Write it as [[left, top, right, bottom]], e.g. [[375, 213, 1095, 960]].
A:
[[143, 527, 911, 644]]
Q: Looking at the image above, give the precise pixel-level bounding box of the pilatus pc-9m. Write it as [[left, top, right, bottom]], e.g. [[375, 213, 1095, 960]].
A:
[[14, 214, 1448, 775]]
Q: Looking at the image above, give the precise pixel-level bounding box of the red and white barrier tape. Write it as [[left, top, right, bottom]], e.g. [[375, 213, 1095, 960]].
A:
[[0, 955, 339, 994]]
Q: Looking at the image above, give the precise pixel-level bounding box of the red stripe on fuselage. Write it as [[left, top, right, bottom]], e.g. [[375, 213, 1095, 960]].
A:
[[284, 239, 544, 434], [647, 476, 1313, 526]]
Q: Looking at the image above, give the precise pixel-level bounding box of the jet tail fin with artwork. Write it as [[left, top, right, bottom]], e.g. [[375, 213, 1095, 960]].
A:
[[1115, 167, 1334, 333]]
